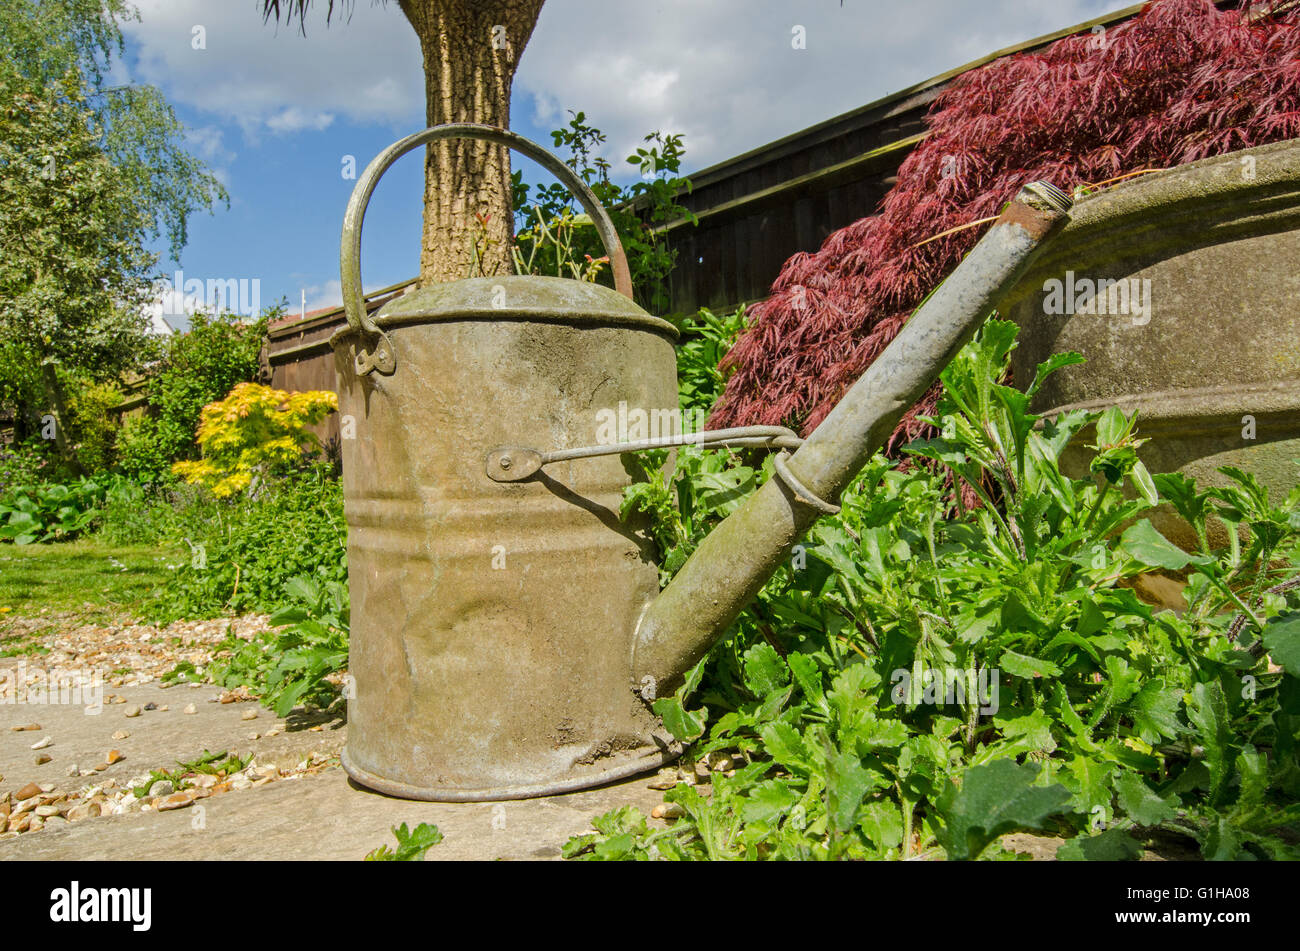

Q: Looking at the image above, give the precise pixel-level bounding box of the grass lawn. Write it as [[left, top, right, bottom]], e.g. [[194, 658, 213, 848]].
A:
[[0, 537, 183, 623]]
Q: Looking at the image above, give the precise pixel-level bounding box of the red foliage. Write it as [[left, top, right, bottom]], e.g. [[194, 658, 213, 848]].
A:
[[711, 0, 1300, 447]]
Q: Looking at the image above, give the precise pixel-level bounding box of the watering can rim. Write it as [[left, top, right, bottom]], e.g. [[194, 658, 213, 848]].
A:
[[327, 275, 679, 349]]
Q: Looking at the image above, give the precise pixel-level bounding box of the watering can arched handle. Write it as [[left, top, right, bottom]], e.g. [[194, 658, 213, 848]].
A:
[[340, 122, 635, 341]]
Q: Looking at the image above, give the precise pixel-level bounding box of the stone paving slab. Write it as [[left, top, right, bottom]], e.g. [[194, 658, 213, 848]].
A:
[[1, 678, 664, 860], [1, 763, 665, 861], [0, 681, 342, 791]]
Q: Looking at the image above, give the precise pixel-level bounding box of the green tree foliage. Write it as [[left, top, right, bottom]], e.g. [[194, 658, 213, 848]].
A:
[[0, 0, 227, 260], [0, 0, 227, 468]]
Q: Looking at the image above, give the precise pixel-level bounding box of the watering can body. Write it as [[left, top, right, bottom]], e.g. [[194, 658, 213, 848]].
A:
[[333, 123, 1075, 802], [332, 277, 683, 800]]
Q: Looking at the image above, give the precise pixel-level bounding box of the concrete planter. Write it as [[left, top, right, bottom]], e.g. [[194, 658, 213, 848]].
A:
[[1002, 139, 1300, 546]]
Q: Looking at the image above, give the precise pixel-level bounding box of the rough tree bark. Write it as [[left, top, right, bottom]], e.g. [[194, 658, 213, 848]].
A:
[[396, 0, 546, 284]]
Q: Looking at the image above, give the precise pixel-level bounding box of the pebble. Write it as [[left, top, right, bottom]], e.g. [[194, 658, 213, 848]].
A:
[[241, 710, 258, 721], [66, 802, 99, 821], [7, 813, 31, 833], [14, 782, 41, 801], [30, 736, 52, 750], [11, 723, 41, 732], [158, 705, 168, 712], [192, 774, 218, 789], [157, 791, 196, 811], [651, 803, 686, 820], [34, 754, 52, 766], [143, 702, 157, 711], [147, 780, 174, 798], [106, 750, 125, 764], [34, 804, 60, 817], [248, 733, 260, 740], [183, 704, 197, 715], [15, 796, 40, 814], [66, 764, 80, 777], [92, 763, 108, 772], [124, 706, 141, 718], [112, 730, 130, 740], [39, 783, 55, 792], [647, 767, 680, 790]]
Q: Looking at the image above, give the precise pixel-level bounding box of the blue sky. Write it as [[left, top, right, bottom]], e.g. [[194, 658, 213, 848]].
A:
[[119, 0, 1116, 328]]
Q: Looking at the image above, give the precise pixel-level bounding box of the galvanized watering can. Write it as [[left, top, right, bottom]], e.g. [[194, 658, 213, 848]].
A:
[[333, 123, 1074, 801]]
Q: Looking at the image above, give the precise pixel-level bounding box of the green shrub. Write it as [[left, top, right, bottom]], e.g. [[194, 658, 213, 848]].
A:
[[117, 311, 268, 481], [674, 306, 746, 414], [0, 438, 54, 495], [67, 380, 124, 474], [567, 321, 1300, 861], [149, 464, 346, 620], [0, 477, 106, 544]]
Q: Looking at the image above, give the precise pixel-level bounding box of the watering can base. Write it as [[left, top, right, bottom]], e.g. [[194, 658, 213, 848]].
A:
[[341, 742, 682, 803]]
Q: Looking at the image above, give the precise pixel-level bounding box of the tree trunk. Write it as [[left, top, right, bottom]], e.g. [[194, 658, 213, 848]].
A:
[[397, 0, 546, 284], [38, 360, 83, 475]]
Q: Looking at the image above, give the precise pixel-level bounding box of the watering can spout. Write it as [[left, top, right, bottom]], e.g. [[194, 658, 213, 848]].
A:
[[633, 182, 1075, 699]]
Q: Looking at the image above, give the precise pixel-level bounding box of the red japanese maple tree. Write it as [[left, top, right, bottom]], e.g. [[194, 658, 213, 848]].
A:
[[711, 0, 1300, 447]]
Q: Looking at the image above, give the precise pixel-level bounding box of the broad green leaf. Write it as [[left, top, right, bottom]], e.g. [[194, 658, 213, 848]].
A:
[[1263, 612, 1300, 679], [825, 750, 880, 833], [1057, 828, 1143, 861], [1114, 772, 1175, 826], [651, 696, 707, 742], [935, 760, 1071, 861], [1119, 520, 1196, 571], [1129, 460, 1159, 506], [1063, 755, 1115, 813], [759, 722, 813, 774], [742, 642, 790, 698], [787, 652, 828, 717], [1186, 681, 1234, 807], [741, 781, 799, 824], [1126, 680, 1184, 746], [999, 650, 1062, 680], [859, 801, 905, 853]]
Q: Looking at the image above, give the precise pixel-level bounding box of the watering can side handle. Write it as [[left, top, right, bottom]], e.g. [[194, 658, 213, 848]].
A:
[[340, 122, 636, 340]]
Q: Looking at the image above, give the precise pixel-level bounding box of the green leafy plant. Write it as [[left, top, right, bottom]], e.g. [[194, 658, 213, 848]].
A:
[[512, 110, 696, 315], [168, 574, 349, 718], [149, 464, 346, 620], [0, 477, 106, 543], [130, 750, 250, 798], [365, 822, 443, 861], [567, 320, 1300, 861], [674, 306, 747, 414]]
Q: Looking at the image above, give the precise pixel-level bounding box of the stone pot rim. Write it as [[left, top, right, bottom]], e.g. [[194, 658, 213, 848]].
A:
[[1003, 136, 1300, 310]]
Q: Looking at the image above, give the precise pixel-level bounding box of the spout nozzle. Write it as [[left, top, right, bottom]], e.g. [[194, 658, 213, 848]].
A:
[[1018, 181, 1074, 215]]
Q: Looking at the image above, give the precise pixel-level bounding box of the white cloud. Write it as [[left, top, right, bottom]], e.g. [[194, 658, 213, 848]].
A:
[[303, 279, 343, 312], [514, 0, 1115, 174], [122, 0, 1114, 176], [123, 0, 423, 135]]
